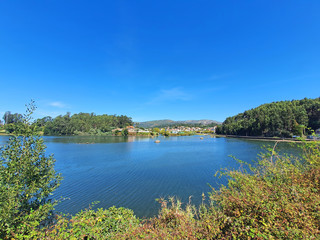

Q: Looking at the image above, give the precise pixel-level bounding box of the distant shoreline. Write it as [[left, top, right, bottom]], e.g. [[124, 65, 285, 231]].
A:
[[1, 132, 318, 143], [0, 133, 11, 136], [214, 134, 318, 143]]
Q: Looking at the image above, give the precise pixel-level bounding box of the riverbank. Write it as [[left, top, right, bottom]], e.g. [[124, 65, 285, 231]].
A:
[[0, 131, 11, 136], [214, 134, 319, 143]]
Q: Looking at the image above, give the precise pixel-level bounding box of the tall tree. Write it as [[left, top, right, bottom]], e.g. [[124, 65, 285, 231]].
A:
[[0, 101, 62, 238]]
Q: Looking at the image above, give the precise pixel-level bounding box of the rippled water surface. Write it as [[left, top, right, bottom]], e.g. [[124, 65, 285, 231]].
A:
[[0, 135, 297, 218]]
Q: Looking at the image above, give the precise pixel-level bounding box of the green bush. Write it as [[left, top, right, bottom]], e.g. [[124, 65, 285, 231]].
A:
[[205, 142, 320, 239], [0, 101, 62, 239], [122, 128, 129, 136], [36, 206, 139, 239]]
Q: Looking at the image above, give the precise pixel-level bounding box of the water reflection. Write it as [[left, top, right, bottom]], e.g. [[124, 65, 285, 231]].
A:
[[44, 135, 153, 144]]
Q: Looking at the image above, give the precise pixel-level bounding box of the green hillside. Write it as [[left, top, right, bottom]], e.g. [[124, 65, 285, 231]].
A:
[[216, 98, 320, 137]]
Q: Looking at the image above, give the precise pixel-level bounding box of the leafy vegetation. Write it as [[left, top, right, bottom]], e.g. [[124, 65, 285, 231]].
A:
[[121, 128, 129, 136], [216, 97, 320, 137], [40, 112, 132, 136], [33, 206, 140, 239], [0, 102, 62, 239], [3, 111, 133, 136]]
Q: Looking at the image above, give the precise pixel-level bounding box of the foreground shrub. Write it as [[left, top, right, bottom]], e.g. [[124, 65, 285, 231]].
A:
[[36, 206, 139, 239], [126, 197, 199, 239], [207, 143, 320, 239], [0, 102, 62, 239]]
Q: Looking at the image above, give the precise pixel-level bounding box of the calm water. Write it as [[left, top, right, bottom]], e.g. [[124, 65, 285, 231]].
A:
[[0, 135, 298, 218]]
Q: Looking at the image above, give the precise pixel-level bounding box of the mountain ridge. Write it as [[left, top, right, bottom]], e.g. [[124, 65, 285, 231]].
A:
[[137, 119, 221, 128]]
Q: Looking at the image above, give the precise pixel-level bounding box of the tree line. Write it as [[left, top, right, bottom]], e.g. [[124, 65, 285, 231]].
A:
[[2, 111, 133, 136], [216, 97, 320, 137]]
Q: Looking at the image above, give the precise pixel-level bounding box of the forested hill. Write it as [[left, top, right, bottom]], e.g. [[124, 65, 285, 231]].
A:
[[216, 98, 320, 137], [2, 112, 133, 136], [39, 113, 133, 135]]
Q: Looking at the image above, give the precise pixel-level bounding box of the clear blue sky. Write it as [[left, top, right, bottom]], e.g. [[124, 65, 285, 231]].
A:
[[0, 1, 319, 122]]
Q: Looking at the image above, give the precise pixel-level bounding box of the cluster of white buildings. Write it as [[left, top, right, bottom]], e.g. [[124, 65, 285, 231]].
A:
[[112, 125, 217, 135], [161, 126, 217, 134]]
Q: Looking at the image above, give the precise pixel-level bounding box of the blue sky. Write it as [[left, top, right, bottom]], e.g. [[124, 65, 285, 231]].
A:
[[0, 1, 319, 122]]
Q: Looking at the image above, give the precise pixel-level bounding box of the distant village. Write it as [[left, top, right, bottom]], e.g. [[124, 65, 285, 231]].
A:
[[110, 125, 320, 139], [112, 125, 217, 136]]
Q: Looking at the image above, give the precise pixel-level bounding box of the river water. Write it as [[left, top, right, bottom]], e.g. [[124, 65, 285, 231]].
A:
[[0, 135, 298, 218]]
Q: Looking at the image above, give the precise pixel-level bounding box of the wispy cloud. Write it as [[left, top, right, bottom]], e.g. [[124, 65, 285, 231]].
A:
[[147, 88, 192, 105], [49, 101, 67, 108]]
